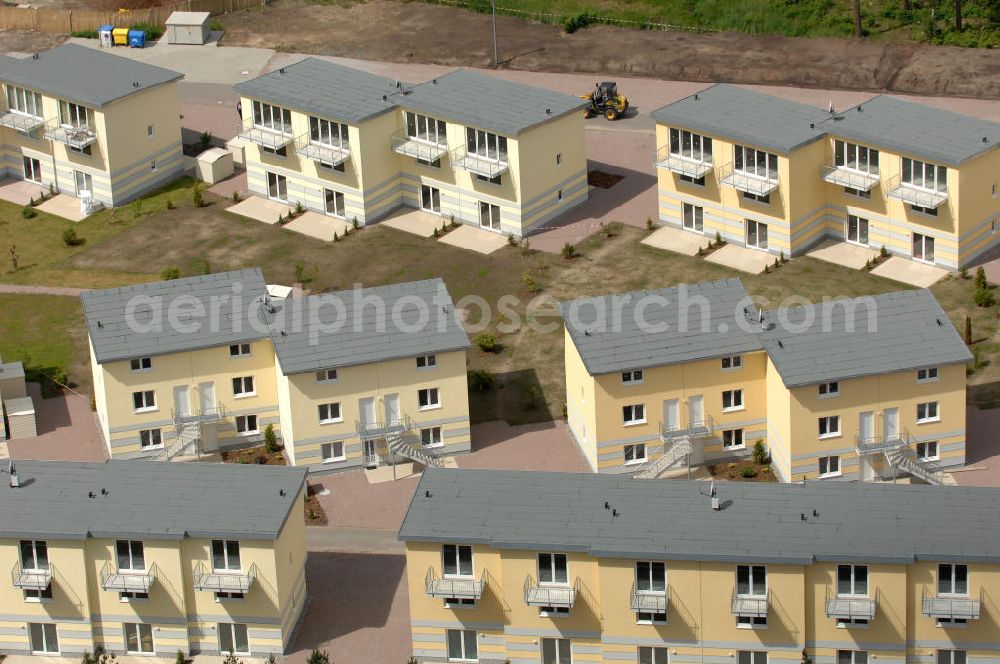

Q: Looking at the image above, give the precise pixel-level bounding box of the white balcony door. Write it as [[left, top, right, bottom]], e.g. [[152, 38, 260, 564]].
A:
[[173, 385, 191, 419], [847, 215, 869, 246], [266, 172, 287, 201], [883, 407, 899, 440], [74, 170, 92, 195], [421, 185, 441, 214], [688, 395, 704, 427], [359, 397, 376, 427], [662, 399, 679, 431], [746, 219, 768, 250], [859, 411, 873, 443], [198, 381, 216, 414], [913, 233, 935, 264], [22, 156, 41, 183], [384, 393, 400, 427], [479, 201, 501, 231], [363, 439, 378, 467]]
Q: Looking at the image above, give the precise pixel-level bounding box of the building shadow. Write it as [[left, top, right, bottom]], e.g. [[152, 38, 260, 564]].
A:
[[469, 367, 551, 426]]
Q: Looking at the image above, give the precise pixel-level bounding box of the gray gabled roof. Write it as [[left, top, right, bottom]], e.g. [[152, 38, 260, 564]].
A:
[[399, 469, 1000, 564], [401, 69, 588, 136], [0, 460, 306, 540], [270, 278, 470, 375], [650, 84, 827, 154], [234, 58, 399, 126], [81, 269, 270, 364], [759, 288, 973, 388], [817, 95, 1000, 167], [0, 44, 183, 109], [561, 279, 763, 375]]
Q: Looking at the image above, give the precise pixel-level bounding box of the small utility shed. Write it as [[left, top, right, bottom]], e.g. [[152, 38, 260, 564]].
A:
[[165, 11, 211, 45]]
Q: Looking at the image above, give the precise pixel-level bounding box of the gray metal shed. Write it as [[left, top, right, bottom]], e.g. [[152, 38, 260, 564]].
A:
[[165, 11, 211, 45]]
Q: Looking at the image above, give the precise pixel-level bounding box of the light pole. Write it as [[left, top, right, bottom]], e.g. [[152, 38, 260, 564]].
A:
[[491, 0, 499, 68]]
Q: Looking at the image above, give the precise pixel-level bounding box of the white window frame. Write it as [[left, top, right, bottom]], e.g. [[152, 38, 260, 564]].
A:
[[938, 564, 969, 596], [623, 443, 646, 465], [442, 544, 474, 578], [722, 428, 745, 449], [116, 540, 145, 572], [682, 202, 704, 232], [734, 145, 778, 180], [846, 214, 870, 246], [446, 628, 478, 662], [736, 564, 767, 596], [132, 390, 156, 413], [917, 440, 940, 461], [59, 100, 90, 129], [818, 455, 841, 478], [315, 368, 338, 383], [638, 646, 669, 664], [466, 126, 508, 163], [917, 401, 940, 423], [235, 414, 258, 436], [138, 428, 162, 449], [737, 652, 767, 664], [28, 623, 59, 654], [722, 389, 744, 412], [231, 376, 255, 398], [737, 615, 768, 629], [406, 111, 447, 146], [936, 651, 966, 664], [621, 369, 643, 385], [834, 140, 879, 176], [537, 553, 568, 585], [324, 188, 346, 218], [637, 610, 667, 625], [6, 84, 43, 119], [212, 540, 241, 572], [309, 116, 349, 148], [669, 127, 713, 163], [318, 402, 342, 424], [218, 622, 249, 656], [253, 100, 292, 134], [421, 426, 443, 448], [416, 354, 437, 369], [836, 651, 869, 664], [818, 381, 839, 398], [902, 157, 947, 193], [123, 622, 154, 654], [635, 561, 666, 592], [721, 355, 742, 371], [320, 441, 345, 462], [418, 387, 441, 410], [229, 343, 251, 358], [130, 357, 152, 372], [819, 415, 841, 439], [917, 367, 940, 383], [622, 404, 646, 426], [837, 564, 868, 597]]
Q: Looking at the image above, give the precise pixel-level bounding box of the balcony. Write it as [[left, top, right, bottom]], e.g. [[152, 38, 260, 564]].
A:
[[450, 145, 509, 179], [10, 562, 52, 590], [0, 110, 44, 133], [239, 124, 294, 150], [822, 165, 880, 192], [524, 575, 578, 609], [855, 429, 909, 455], [717, 162, 779, 197], [192, 561, 257, 593], [655, 145, 713, 179], [884, 174, 948, 209], [425, 567, 486, 600], [391, 131, 448, 162], [825, 589, 877, 621], [356, 414, 411, 440], [630, 582, 669, 613], [660, 414, 714, 444], [100, 561, 157, 593], [43, 119, 96, 149], [295, 132, 351, 168], [922, 588, 982, 621], [731, 588, 769, 618]]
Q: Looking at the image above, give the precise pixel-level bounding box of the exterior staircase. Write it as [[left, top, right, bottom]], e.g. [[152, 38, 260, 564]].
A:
[[386, 431, 444, 468], [151, 421, 200, 462], [886, 447, 943, 485], [635, 438, 692, 480]]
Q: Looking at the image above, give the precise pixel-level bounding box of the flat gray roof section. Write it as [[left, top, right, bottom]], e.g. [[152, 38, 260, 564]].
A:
[[234, 58, 399, 126], [759, 288, 973, 388], [817, 95, 1000, 167], [400, 468, 1000, 564], [0, 44, 183, 109], [649, 84, 827, 154], [402, 69, 589, 136], [270, 278, 471, 375], [81, 269, 270, 364], [0, 460, 307, 540], [561, 279, 763, 376]]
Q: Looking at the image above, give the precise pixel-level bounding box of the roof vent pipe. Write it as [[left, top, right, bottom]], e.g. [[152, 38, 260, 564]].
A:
[[8, 461, 19, 488], [710, 481, 720, 510]]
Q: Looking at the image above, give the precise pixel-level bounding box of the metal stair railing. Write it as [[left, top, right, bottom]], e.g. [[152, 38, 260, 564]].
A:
[[887, 446, 942, 485], [634, 438, 691, 479], [386, 431, 443, 468]]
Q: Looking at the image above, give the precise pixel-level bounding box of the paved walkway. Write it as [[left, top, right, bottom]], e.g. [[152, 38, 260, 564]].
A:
[[0, 283, 86, 296]]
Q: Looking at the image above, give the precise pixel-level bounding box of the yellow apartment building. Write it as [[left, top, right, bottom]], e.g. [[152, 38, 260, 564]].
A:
[[233, 59, 588, 237], [0, 460, 307, 657], [651, 85, 1000, 270], [562, 279, 971, 483], [400, 468, 1000, 664], [82, 269, 472, 472], [0, 44, 184, 207]]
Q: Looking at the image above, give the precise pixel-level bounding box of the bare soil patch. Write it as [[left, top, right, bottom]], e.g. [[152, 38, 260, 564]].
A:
[[588, 170, 624, 189], [0, 30, 67, 53], [220, 444, 287, 465], [708, 459, 778, 482]]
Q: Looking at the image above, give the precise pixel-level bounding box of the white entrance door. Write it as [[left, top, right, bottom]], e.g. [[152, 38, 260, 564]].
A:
[[859, 456, 876, 482], [883, 407, 899, 441], [421, 185, 441, 214], [173, 385, 191, 419], [359, 397, 376, 428], [682, 203, 703, 233], [22, 156, 41, 183], [479, 201, 501, 231], [913, 233, 935, 264], [847, 215, 869, 246], [74, 170, 92, 195], [267, 172, 287, 201], [746, 219, 768, 250], [198, 382, 216, 415], [688, 395, 704, 427], [363, 439, 379, 467], [662, 399, 679, 432], [859, 411, 874, 444], [384, 393, 401, 427]]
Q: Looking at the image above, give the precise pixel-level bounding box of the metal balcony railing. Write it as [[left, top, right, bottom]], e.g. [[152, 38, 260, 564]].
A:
[[731, 587, 769, 618], [630, 582, 669, 613], [355, 413, 412, 440], [922, 588, 983, 621], [11, 561, 52, 590], [192, 561, 257, 593], [391, 131, 448, 162], [716, 162, 779, 196], [0, 110, 44, 133], [294, 132, 351, 167], [884, 174, 948, 209], [661, 414, 714, 444], [101, 561, 157, 593], [239, 123, 294, 150], [450, 145, 509, 178], [524, 575, 578, 609], [43, 119, 97, 149], [825, 587, 877, 621], [654, 145, 713, 179], [855, 428, 909, 455], [425, 567, 486, 600], [821, 164, 880, 192]]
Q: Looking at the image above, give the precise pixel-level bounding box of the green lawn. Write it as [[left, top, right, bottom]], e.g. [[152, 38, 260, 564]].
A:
[[0, 294, 87, 395]]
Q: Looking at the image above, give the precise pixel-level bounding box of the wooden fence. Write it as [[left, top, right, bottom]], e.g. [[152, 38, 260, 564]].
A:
[[0, 0, 264, 34]]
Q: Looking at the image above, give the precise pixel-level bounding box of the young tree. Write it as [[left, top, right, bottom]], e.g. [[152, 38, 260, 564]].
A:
[[853, 0, 863, 36]]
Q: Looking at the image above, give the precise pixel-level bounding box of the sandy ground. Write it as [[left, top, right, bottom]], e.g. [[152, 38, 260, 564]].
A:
[[0, 30, 66, 54]]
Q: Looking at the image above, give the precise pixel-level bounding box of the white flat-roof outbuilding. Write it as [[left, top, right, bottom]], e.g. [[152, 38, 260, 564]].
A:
[[165, 11, 211, 45]]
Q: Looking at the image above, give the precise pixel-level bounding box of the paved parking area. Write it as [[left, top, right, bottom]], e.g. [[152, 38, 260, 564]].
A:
[[952, 405, 1000, 487], [871, 255, 948, 287], [641, 224, 706, 256], [705, 243, 774, 274], [438, 224, 508, 254], [806, 239, 879, 270], [7, 383, 107, 462]]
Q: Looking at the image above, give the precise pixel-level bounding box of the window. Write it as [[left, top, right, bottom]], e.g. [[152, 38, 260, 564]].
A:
[[235, 415, 258, 435], [445, 597, 475, 607], [621, 369, 643, 384], [902, 157, 947, 192], [734, 144, 778, 180], [722, 428, 745, 449], [261, 144, 287, 157], [416, 354, 437, 369], [917, 401, 940, 422], [818, 455, 841, 477], [479, 201, 501, 231], [212, 540, 241, 571], [21, 541, 50, 602], [911, 204, 938, 216], [721, 355, 742, 370], [538, 553, 568, 584], [834, 140, 879, 175], [635, 561, 666, 592], [229, 343, 251, 357], [418, 387, 440, 409], [312, 370, 338, 386], [669, 128, 713, 163], [466, 126, 508, 162], [119, 589, 148, 601], [325, 189, 345, 217], [416, 157, 441, 168], [421, 427, 443, 447], [846, 214, 870, 246], [130, 357, 152, 372], [123, 623, 154, 654], [638, 647, 668, 664], [837, 617, 869, 628], [939, 564, 968, 595], [138, 428, 162, 449], [29, 623, 59, 654], [406, 112, 447, 145], [132, 390, 155, 412], [59, 100, 89, 128], [844, 186, 871, 199], [476, 173, 502, 185], [736, 565, 766, 596], [837, 652, 868, 664], [737, 652, 767, 664], [232, 376, 255, 397], [913, 232, 936, 263], [147, 124, 154, 138], [624, 443, 646, 464], [321, 441, 344, 462], [917, 367, 939, 382], [446, 629, 477, 662], [116, 540, 145, 571], [637, 610, 667, 624], [318, 403, 341, 423], [540, 605, 570, 616], [722, 389, 743, 411], [937, 652, 967, 664], [818, 381, 839, 397], [253, 101, 292, 134], [622, 404, 646, 425], [682, 202, 704, 232], [679, 174, 705, 185], [737, 616, 767, 628], [557, 189, 563, 201], [25, 585, 53, 601], [541, 638, 572, 664], [742, 191, 771, 204], [443, 544, 473, 577], [819, 415, 840, 438], [917, 441, 939, 461], [218, 623, 249, 656], [215, 591, 244, 601], [309, 117, 349, 148], [838, 565, 868, 595], [6, 85, 42, 118], [556, 153, 562, 165]]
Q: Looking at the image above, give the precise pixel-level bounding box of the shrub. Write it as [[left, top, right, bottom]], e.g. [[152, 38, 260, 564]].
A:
[[294, 200, 304, 214], [974, 284, 995, 307], [209, 20, 225, 32], [166, 198, 175, 210], [175, 650, 187, 664], [231, 190, 241, 203], [62, 227, 82, 246], [70, 30, 99, 38], [475, 332, 498, 353], [352, 217, 360, 230], [522, 270, 539, 293], [198, 130, 213, 151], [880, 244, 889, 258], [506, 232, 518, 247], [960, 266, 970, 279], [561, 242, 576, 260], [333, 231, 339, 242], [521, 384, 541, 410], [975, 266, 988, 290], [161, 267, 182, 281], [306, 650, 330, 664], [467, 368, 496, 392], [519, 238, 532, 255], [21, 206, 36, 219], [741, 466, 758, 479], [192, 184, 204, 208], [715, 230, 723, 245], [562, 12, 594, 33], [263, 424, 279, 453], [752, 440, 770, 465], [646, 217, 654, 231], [131, 22, 164, 40]]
